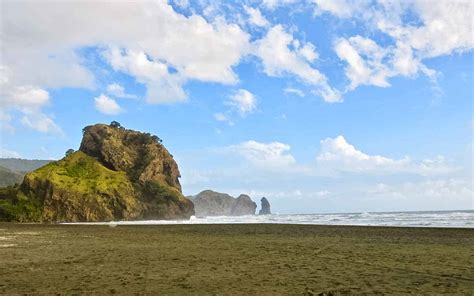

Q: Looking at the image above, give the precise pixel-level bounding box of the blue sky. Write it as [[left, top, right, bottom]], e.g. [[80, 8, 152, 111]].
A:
[[1, 0, 472, 213]]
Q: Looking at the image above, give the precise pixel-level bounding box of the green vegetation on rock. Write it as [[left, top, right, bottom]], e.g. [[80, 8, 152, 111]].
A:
[[0, 123, 194, 222]]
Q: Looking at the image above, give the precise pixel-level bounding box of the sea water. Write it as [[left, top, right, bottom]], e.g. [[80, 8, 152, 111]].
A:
[[68, 210, 474, 228]]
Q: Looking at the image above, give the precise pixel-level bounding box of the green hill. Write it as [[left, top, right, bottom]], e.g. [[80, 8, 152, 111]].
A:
[[0, 123, 194, 222]]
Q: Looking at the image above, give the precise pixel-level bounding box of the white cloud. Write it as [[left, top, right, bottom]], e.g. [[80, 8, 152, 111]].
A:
[[284, 87, 305, 97], [229, 140, 296, 168], [94, 94, 122, 115], [227, 89, 257, 115], [8, 86, 50, 109], [254, 25, 341, 102], [316, 135, 457, 176], [0, 148, 22, 158], [317, 135, 409, 171], [244, 6, 269, 27], [403, 0, 473, 58], [20, 112, 62, 134], [261, 0, 298, 10], [214, 112, 234, 125], [105, 48, 187, 104], [106, 83, 137, 99], [173, 0, 190, 9], [0, 85, 62, 134], [334, 36, 391, 90], [367, 179, 473, 204], [1, 0, 250, 130], [324, 1, 473, 91], [313, 0, 367, 18]]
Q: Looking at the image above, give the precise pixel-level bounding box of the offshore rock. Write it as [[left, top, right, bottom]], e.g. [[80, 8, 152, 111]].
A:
[[258, 197, 271, 215], [190, 190, 257, 217]]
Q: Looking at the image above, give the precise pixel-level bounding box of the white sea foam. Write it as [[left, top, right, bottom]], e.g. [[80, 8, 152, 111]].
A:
[[65, 210, 474, 228]]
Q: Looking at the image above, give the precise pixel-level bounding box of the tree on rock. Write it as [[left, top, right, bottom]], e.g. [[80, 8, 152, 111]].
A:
[[65, 149, 75, 157], [110, 121, 121, 128]]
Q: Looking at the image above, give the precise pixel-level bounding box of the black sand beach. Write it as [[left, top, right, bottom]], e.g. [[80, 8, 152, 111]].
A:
[[1, 223, 473, 295]]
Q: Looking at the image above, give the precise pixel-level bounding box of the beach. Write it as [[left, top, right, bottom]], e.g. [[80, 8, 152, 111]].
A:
[[1, 223, 473, 295]]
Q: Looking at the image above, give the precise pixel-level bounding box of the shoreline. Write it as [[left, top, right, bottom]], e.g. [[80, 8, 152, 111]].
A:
[[60, 222, 474, 229], [1, 223, 473, 294]]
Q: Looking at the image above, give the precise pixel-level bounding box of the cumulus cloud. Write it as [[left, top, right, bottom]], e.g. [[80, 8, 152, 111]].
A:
[[106, 83, 137, 99], [313, 0, 367, 18], [104, 48, 187, 104], [317, 135, 410, 172], [284, 87, 305, 97], [334, 36, 391, 90], [0, 85, 62, 134], [213, 112, 234, 126], [253, 25, 341, 102], [316, 136, 457, 176], [219, 135, 457, 177], [229, 140, 296, 168], [1, 0, 250, 130], [323, 0, 473, 91], [367, 179, 473, 204], [227, 89, 257, 115], [94, 94, 122, 115], [244, 6, 269, 27], [261, 0, 298, 10]]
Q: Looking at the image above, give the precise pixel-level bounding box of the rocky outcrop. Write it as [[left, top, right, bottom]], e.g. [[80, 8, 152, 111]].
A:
[[190, 190, 257, 217], [232, 194, 257, 216], [258, 197, 271, 215], [0, 123, 194, 222]]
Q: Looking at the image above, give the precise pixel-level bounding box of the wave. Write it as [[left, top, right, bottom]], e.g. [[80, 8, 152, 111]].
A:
[[66, 210, 474, 228]]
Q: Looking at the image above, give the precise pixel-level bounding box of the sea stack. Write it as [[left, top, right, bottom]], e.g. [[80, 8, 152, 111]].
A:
[[258, 197, 271, 215]]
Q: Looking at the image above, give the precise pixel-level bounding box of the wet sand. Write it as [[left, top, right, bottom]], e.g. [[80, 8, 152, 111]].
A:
[[0, 223, 473, 295]]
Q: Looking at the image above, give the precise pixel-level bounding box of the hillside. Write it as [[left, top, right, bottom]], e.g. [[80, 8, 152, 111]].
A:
[[0, 159, 52, 187], [0, 158, 52, 173], [0, 123, 194, 222], [0, 166, 24, 187]]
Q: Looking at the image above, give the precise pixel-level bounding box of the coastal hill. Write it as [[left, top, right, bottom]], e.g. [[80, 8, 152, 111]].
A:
[[0, 159, 52, 187], [0, 166, 23, 187], [189, 190, 257, 217], [0, 122, 194, 222]]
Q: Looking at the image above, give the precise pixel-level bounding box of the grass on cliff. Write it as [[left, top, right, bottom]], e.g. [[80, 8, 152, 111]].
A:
[[27, 151, 134, 195], [0, 186, 41, 222], [0, 152, 136, 222]]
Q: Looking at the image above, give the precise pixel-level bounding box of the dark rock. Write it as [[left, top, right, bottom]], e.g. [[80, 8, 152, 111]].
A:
[[258, 197, 271, 215], [232, 194, 257, 216], [191, 190, 257, 217]]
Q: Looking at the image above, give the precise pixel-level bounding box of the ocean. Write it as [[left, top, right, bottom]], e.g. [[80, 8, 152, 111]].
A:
[[69, 210, 474, 228]]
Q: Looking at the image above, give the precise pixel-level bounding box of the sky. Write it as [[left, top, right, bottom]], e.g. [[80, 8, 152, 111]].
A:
[[0, 0, 473, 213]]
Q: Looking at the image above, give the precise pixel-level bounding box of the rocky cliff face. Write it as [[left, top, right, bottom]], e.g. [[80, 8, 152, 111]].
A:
[[0, 123, 194, 222], [190, 190, 257, 217], [258, 197, 271, 215]]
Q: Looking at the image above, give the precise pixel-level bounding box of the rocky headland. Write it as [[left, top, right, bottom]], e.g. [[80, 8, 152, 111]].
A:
[[0, 122, 194, 222]]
